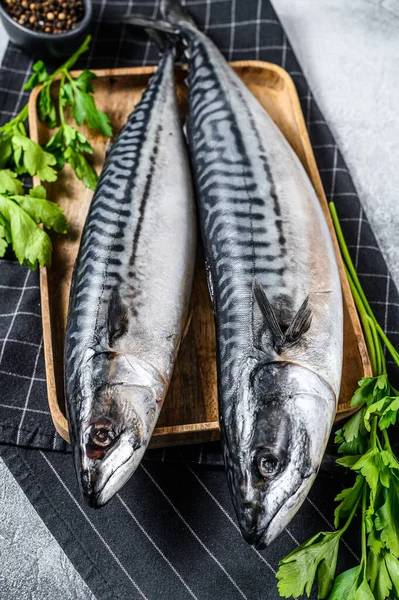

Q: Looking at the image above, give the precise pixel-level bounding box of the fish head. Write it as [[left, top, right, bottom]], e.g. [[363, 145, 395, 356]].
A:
[[223, 361, 336, 548], [69, 349, 165, 508]]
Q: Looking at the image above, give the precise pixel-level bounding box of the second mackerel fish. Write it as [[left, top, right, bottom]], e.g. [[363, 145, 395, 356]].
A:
[[65, 47, 196, 508], [157, 0, 344, 547]]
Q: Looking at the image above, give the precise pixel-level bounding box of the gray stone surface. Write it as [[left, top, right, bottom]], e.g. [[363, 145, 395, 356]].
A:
[[273, 0, 399, 284], [0, 457, 96, 600]]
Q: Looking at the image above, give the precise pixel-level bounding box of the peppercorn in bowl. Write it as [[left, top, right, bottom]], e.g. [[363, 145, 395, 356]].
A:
[[0, 0, 92, 60]]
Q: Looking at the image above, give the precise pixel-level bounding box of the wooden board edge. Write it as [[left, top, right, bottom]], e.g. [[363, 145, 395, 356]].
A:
[[152, 421, 219, 437], [29, 85, 71, 443], [278, 67, 372, 384]]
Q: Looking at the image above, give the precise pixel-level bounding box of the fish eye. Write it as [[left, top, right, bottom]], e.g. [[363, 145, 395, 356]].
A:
[[256, 449, 281, 478], [87, 418, 116, 448], [91, 428, 115, 447]]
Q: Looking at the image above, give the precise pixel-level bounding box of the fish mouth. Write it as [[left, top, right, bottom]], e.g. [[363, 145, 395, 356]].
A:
[[77, 436, 139, 508], [243, 474, 315, 549], [80, 451, 134, 508]]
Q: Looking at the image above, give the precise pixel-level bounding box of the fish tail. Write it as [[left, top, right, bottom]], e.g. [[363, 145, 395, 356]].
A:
[[160, 0, 197, 28], [144, 27, 176, 53], [110, 14, 179, 36]]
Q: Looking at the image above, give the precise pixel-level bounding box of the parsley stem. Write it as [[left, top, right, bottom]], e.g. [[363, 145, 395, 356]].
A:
[[330, 201, 398, 370], [371, 417, 378, 448], [64, 70, 76, 86], [344, 264, 377, 375], [366, 315, 385, 375], [49, 35, 91, 81], [373, 322, 399, 368], [0, 104, 29, 133], [329, 202, 373, 317], [340, 481, 364, 535], [382, 429, 393, 453], [15, 104, 29, 125], [360, 485, 367, 570], [59, 75, 65, 125]]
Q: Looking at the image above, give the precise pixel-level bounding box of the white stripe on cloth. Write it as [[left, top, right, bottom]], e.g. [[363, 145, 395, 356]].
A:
[[228, 0, 237, 62], [255, 0, 262, 61], [0, 402, 49, 415], [16, 337, 43, 445], [141, 464, 249, 599], [306, 497, 360, 561], [39, 451, 150, 600], [0, 270, 31, 365], [0, 370, 45, 382], [117, 494, 200, 600], [185, 464, 277, 574]]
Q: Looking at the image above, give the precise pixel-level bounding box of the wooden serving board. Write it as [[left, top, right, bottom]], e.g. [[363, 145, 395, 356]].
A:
[[28, 61, 371, 448]]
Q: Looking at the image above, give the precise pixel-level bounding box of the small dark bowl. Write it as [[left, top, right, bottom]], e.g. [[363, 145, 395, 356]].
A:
[[0, 0, 93, 62]]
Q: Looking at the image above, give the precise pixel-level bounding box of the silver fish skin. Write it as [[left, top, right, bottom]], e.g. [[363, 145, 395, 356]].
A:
[[65, 48, 196, 508], [160, 1, 343, 547]]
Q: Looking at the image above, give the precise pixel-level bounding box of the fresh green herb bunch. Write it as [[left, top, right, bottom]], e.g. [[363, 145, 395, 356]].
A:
[[0, 35, 112, 269], [276, 203, 399, 600]]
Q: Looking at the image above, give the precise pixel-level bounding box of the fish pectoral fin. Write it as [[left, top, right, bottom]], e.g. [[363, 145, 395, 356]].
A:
[[253, 279, 312, 354], [283, 296, 312, 349], [253, 279, 285, 350], [108, 288, 129, 347]]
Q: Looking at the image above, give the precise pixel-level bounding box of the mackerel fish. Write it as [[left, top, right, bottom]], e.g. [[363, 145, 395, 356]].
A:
[[155, 1, 344, 547], [65, 48, 196, 508]]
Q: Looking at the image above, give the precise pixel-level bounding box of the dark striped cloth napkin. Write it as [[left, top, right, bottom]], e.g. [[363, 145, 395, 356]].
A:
[[0, 1, 398, 599]]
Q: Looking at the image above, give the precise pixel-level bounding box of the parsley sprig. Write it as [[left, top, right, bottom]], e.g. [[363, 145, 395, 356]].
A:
[[0, 169, 66, 269], [0, 35, 112, 268], [276, 202, 399, 600]]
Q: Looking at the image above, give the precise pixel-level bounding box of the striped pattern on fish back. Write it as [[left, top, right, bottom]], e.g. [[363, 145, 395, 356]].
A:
[[65, 53, 172, 395], [184, 28, 299, 401]]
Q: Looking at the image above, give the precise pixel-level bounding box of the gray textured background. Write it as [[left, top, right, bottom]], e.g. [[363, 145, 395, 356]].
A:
[[0, 0, 398, 597]]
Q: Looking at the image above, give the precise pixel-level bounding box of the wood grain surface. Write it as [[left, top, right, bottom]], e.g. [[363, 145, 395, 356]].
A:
[[28, 61, 371, 446]]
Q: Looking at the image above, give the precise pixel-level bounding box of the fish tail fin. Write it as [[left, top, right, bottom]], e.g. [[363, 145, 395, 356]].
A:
[[144, 27, 169, 51], [109, 13, 181, 57], [253, 279, 312, 353], [110, 14, 179, 36], [161, 0, 197, 27], [144, 27, 178, 56]]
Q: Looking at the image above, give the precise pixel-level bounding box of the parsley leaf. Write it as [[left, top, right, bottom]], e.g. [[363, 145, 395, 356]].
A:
[[11, 186, 67, 234], [379, 397, 399, 430], [38, 83, 58, 129], [11, 132, 57, 181], [351, 448, 387, 493], [342, 406, 368, 441], [328, 566, 361, 600], [374, 473, 399, 557], [385, 552, 399, 597], [0, 192, 52, 268], [364, 397, 396, 431], [46, 124, 98, 189], [367, 550, 393, 600], [351, 375, 390, 408], [334, 475, 364, 527], [0, 181, 66, 268], [0, 126, 15, 169], [0, 169, 24, 194], [63, 71, 112, 137], [23, 60, 49, 90], [335, 427, 368, 456], [276, 531, 341, 598]]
